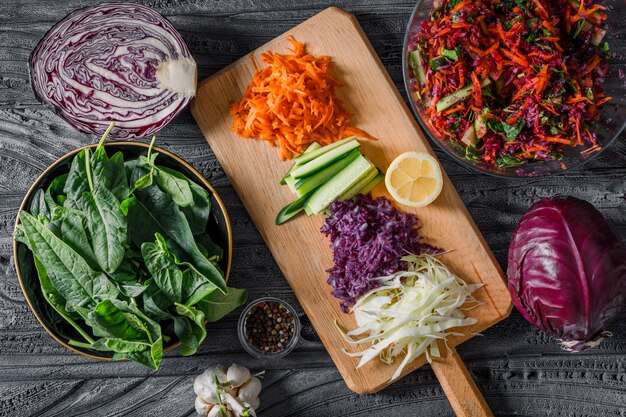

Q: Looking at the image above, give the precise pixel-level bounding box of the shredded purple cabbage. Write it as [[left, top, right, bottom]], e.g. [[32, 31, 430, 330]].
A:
[[321, 194, 437, 312]]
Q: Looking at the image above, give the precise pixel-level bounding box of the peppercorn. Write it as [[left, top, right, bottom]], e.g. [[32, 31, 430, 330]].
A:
[[244, 300, 296, 354]]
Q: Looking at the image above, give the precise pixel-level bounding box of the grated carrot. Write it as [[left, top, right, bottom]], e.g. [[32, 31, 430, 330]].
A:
[[230, 36, 375, 160]]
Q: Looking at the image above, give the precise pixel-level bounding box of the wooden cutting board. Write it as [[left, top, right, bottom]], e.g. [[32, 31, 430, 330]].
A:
[[191, 6, 512, 399]]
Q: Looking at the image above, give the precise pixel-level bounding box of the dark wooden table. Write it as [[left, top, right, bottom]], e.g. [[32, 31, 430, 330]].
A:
[[1, 1, 625, 416]]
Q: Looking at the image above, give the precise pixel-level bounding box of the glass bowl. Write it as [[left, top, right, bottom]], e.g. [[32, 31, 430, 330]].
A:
[[237, 296, 301, 359], [402, 0, 626, 177]]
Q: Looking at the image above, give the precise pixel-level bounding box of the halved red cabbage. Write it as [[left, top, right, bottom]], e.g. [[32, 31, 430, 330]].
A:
[[508, 196, 626, 351], [29, 2, 197, 139]]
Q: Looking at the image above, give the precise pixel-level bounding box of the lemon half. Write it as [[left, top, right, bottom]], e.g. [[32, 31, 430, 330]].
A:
[[384, 152, 443, 207]]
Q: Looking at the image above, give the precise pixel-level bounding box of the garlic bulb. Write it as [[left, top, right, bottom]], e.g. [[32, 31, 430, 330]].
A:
[[194, 364, 261, 417]]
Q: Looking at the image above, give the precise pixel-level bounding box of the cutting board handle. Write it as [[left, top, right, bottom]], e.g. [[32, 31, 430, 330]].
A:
[[430, 347, 494, 417]]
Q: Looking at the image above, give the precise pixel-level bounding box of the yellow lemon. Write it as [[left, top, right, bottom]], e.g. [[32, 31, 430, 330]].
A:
[[384, 152, 443, 207]]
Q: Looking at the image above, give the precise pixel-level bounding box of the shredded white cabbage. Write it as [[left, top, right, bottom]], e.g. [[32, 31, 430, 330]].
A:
[[341, 253, 482, 381]]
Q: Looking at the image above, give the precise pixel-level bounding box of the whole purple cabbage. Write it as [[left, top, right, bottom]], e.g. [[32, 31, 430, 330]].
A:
[[321, 195, 436, 312], [29, 3, 196, 139], [508, 196, 626, 351]]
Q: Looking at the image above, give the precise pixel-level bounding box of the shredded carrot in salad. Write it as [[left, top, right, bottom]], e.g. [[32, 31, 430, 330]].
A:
[[230, 36, 375, 160], [409, 0, 611, 168]]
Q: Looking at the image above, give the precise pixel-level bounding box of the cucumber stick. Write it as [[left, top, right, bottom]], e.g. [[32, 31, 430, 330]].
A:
[[358, 170, 384, 195], [279, 142, 321, 185], [294, 150, 360, 197], [293, 136, 356, 166], [275, 191, 313, 225], [339, 167, 378, 201], [290, 140, 360, 178], [436, 78, 491, 113], [304, 155, 374, 216]]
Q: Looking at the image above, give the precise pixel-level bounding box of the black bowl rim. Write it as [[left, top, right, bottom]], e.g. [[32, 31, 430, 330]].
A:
[[12, 141, 233, 361], [401, 0, 626, 178]]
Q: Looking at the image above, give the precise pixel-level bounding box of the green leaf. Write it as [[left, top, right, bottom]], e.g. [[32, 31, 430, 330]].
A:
[[128, 166, 226, 294], [156, 166, 212, 234], [195, 287, 248, 323], [486, 120, 524, 141], [63, 150, 90, 210], [120, 196, 136, 216], [142, 280, 174, 321], [82, 185, 127, 273], [19, 211, 119, 313], [33, 255, 95, 344], [173, 303, 206, 356], [195, 233, 223, 262], [91, 147, 129, 201], [181, 269, 219, 307], [87, 299, 163, 370], [141, 233, 184, 303], [53, 206, 100, 271], [90, 338, 151, 353]]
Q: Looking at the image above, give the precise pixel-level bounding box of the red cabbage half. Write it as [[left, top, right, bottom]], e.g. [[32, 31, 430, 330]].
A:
[[508, 196, 626, 351], [29, 3, 197, 139]]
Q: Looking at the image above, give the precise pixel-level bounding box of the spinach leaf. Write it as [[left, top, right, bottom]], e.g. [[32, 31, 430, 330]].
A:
[[33, 255, 95, 344], [128, 167, 226, 294], [158, 166, 211, 234], [91, 338, 151, 353], [196, 233, 223, 262], [47, 173, 68, 206], [142, 280, 174, 321], [82, 185, 127, 273], [196, 287, 248, 323], [87, 299, 163, 370], [138, 155, 194, 207], [181, 268, 219, 307], [29, 189, 49, 220], [53, 206, 100, 271], [120, 336, 163, 371], [173, 303, 206, 356], [141, 233, 184, 303], [486, 119, 524, 141], [63, 149, 90, 210], [92, 148, 128, 202], [19, 211, 119, 313]]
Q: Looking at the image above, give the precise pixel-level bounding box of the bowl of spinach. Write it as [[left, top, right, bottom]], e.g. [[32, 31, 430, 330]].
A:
[[13, 130, 246, 370]]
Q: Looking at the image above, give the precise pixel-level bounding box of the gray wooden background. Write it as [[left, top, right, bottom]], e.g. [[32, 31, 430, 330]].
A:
[[1, 1, 625, 416]]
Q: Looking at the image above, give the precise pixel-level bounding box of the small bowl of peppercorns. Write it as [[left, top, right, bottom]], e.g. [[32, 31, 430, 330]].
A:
[[237, 296, 300, 359]]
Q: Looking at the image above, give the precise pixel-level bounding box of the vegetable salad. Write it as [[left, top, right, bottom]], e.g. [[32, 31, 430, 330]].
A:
[[409, 0, 611, 167]]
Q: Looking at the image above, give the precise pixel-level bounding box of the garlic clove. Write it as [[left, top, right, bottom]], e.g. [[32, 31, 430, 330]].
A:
[[208, 405, 233, 417], [195, 397, 214, 416], [223, 392, 247, 415], [238, 377, 262, 404], [215, 364, 228, 384], [245, 398, 260, 411], [227, 364, 251, 388]]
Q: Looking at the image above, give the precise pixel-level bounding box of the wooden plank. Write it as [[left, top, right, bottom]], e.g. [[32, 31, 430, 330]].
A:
[[191, 6, 512, 393]]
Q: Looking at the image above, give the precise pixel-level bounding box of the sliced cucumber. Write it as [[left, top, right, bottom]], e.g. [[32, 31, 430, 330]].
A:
[[294, 150, 360, 197], [339, 167, 378, 201], [280, 142, 321, 185], [474, 111, 487, 139], [275, 191, 313, 225], [358, 170, 384, 195], [460, 125, 477, 147], [290, 140, 360, 179], [410, 49, 427, 90], [293, 136, 356, 166], [285, 175, 298, 193], [436, 78, 491, 112], [303, 155, 374, 216]]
